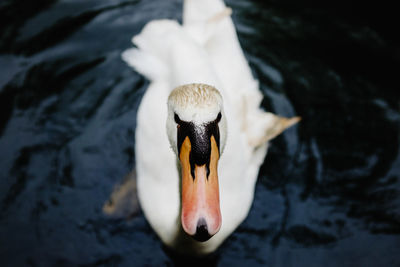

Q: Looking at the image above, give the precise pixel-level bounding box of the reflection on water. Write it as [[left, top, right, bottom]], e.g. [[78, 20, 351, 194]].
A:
[[0, 0, 399, 266]]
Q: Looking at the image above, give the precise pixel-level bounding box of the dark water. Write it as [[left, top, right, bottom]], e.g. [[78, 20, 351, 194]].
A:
[[1, 0, 399, 266]]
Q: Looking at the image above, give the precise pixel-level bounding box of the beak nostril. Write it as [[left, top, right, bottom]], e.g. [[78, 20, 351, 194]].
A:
[[192, 218, 211, 242]]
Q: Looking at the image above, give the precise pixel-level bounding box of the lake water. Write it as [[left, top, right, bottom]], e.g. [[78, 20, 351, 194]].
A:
[[0, 0, 399, 266]]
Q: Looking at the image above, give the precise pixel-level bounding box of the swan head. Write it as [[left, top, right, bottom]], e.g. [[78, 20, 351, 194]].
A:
[[166, 83, 227, 242]]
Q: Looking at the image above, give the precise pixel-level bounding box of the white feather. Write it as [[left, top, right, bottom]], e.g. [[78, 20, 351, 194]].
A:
[[122, 0, 300, 255]]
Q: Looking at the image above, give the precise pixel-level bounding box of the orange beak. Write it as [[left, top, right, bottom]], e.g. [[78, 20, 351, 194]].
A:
[[179, 135, 221, 242]]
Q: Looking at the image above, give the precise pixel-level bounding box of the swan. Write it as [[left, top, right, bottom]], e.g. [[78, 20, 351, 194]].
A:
[[120, 0, 300, 255]]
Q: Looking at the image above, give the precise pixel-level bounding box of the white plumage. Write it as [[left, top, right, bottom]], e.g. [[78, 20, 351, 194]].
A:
[[121, 0, 300, 255]]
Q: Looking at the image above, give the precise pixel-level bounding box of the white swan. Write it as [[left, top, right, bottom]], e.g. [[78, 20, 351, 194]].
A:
[[121, 0, 300, 255]]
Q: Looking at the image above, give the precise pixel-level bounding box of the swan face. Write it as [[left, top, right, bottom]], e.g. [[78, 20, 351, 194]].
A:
[[166, 83, 227, 242]]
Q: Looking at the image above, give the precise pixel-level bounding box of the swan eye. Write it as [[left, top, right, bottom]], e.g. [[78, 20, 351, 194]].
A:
[[215, 112, 222, 123], [174, 113, 182, 125]]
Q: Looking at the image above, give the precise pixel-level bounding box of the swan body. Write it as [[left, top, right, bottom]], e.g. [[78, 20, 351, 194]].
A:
[[122, 0, 299, 255]]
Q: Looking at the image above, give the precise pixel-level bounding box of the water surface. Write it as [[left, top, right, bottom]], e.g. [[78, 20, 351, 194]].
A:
[[0, 0, 399, 266]]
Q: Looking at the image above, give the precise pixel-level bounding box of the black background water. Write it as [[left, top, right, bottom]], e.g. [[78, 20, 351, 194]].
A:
[[1, 0, 399, 266]]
